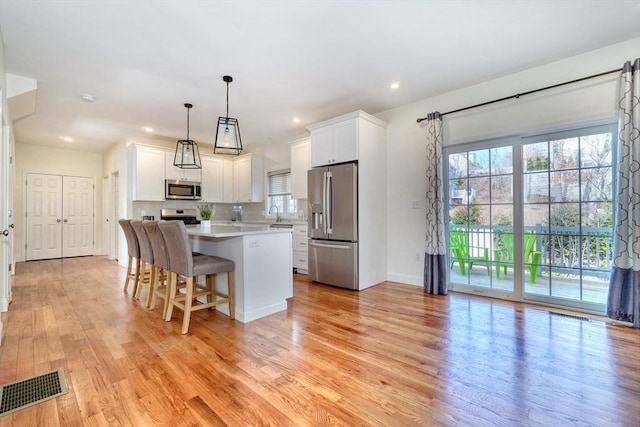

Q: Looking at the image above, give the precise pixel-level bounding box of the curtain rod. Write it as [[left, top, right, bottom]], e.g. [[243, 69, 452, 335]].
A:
[[416, 67, 622, 123]]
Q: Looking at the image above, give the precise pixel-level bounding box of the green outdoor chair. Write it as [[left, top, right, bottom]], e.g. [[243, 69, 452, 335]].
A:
[[449, 229, 491, 276], [494, 232, 542, 283]]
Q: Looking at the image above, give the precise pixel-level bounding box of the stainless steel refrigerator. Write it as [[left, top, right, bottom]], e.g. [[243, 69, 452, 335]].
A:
[[307, 162, 358, 289]]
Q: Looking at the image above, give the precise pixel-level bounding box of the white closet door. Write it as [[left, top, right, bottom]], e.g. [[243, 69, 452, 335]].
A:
[[62, 176, 94, 257], [26, 173, 63, 260]]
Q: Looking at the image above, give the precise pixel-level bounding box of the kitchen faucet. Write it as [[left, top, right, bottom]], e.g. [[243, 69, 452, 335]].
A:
[[269, 205, 281, 223]]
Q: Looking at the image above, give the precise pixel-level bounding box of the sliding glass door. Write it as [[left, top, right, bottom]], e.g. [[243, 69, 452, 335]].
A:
[[447, 143, 515, 295], [522, 124, 615, 311], [446, 123, 615, 311]]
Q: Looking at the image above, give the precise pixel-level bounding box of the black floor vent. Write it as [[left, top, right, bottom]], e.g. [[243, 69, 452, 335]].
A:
[[549, 311, 591, 322], [0, 368, 68, 416]]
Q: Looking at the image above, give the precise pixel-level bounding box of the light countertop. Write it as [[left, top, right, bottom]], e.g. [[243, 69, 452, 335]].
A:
[[187, 224, 293, 238]]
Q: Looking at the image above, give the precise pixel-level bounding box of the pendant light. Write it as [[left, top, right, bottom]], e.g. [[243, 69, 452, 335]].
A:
[[174, 103, 202, 169], [214, 75, 243, 155]]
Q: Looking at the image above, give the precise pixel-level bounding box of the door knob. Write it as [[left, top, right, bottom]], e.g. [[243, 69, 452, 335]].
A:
[[63, 219, 68, 223], [56, 219, 62, 223], [1, 230, 8, 236], [9, 224, 14, 228]]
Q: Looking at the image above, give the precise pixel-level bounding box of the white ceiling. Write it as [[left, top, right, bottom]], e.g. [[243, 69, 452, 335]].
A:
[[1, 1, 639, 153]]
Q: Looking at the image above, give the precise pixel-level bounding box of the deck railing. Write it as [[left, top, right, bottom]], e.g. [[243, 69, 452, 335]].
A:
[[449, 224, 614, 279]]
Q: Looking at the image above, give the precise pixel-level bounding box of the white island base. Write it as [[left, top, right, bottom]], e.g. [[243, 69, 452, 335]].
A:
[[188, 226, 293, 323]]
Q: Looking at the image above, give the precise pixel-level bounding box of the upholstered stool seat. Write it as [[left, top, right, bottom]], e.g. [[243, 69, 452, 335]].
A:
[[158, 220, 235, 334]]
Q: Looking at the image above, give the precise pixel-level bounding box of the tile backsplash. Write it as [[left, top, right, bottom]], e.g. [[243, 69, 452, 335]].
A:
[[132, 201, 266, 221]]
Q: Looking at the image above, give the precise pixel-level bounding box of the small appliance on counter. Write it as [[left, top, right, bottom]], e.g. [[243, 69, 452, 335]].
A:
[[159, 208, 200, 225]]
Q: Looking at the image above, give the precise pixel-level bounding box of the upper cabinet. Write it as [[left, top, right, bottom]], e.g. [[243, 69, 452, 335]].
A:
[[222, 159, 234, 202], [129, 144, 263, 204], [234, 153, 264, 202], [308, 116, 358, 167], [290, 138, 310, 199], [200, 155, 224, 203], [201, 155, 248, 203], [165, 151, 202, 182], [129, 144, 166, 201]]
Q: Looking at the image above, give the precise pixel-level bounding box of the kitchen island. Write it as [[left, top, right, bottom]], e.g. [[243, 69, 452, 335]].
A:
[[187, 224, 293, 323]]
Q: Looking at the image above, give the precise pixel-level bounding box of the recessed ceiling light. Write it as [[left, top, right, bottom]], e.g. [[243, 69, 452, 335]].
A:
[[143, 126, 154, 133], [58, 136, 73, 142], [81, 93, 95, 103], [390, 82, 400, 89], [292, 117, 300, 124]]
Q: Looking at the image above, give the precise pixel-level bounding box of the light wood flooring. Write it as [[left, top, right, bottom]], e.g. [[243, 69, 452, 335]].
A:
[[0, 256, 638, 426]]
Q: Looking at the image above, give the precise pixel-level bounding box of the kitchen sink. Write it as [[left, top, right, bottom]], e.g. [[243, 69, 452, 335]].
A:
[[270, 223, 293, 229]]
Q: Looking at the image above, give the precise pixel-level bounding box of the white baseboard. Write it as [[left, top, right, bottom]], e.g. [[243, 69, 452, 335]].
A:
[[386, 273, 423, 287]]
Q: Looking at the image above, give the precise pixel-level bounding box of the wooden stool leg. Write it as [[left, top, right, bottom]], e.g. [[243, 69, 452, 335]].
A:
[[145, 264, 156, 308], [124, 255, 133, 292], [206, 275, 213, 305], [181, 277, 195, 334], [165, 272, 177, 322], [227, 271, 235, 320], [150, 267, 160, 310], [162, 272, 172, 320], [132, 258, 141, 298]]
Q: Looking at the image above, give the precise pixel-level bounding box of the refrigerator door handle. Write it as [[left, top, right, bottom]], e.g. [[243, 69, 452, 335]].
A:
[[309, 241, 351, 250], [322, 171, 327, 234], [325, 171, 333, 234]]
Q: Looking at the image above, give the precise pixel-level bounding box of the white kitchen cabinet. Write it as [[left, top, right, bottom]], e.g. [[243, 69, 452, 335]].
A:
[[222, 159, 234, 203], [306, 110, 388, 290], [200, 155, 224, 202], [290, 138, 310, 200], [308, 116, 357, 167], [201, 155, 235, 203], [292, 224, 308, 273], [165, 150, 201, 182], [234, 153, 264, 202], [130, 144, 166, 201]]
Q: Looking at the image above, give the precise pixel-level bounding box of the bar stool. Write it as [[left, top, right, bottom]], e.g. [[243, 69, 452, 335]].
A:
[[130, 220, 155, 307], [118, 219, 141, 295], [142, 220, 174, 319], [158, 220, 235, 334]]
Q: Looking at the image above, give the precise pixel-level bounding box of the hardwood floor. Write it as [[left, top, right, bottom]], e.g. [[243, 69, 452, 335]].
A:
[[1, 256, 638, 426]]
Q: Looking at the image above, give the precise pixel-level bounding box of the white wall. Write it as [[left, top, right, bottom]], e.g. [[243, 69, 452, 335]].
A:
[[377, 38, 640, 286], [14, 143, 103, 262]]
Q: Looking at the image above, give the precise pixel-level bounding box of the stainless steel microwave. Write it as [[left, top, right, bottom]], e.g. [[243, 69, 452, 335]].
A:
[[165, 180, 201, 200]]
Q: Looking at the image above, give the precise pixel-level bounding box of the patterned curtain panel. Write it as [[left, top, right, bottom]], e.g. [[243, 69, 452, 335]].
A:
[[607, 58, 640, 328], [423, 112, 448, 294]]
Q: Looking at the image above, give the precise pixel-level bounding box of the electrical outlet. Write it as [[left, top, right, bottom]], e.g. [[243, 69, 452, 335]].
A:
[[411, 200, 420, 209], [415, 252, 420, 262]]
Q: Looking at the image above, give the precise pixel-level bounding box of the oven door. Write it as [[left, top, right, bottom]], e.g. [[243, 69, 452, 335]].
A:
[[165, 180, 201, 200]]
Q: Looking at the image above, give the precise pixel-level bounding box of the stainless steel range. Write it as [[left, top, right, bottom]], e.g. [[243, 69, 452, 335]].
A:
[[160, 208, 200, 225]]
